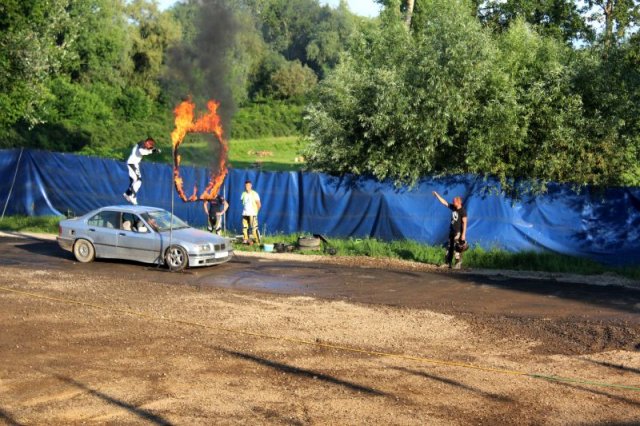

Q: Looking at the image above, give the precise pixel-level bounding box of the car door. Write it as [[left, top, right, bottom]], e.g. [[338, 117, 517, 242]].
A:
[[115, 212, 139, 261], [116, 214, 162, 264], [86, 210, 121, 258]]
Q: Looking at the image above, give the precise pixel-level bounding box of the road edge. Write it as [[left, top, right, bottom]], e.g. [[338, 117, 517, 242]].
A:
[[2, 231, 639, 290]]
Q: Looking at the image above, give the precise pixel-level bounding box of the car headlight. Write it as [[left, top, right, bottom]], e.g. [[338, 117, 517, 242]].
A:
[[198, 243, 211, 252]]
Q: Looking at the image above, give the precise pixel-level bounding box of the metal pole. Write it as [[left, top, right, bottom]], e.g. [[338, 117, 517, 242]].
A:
[[168, 160, 175, 272], [1, 147, 24, 221], [223, 184, 226, 235]]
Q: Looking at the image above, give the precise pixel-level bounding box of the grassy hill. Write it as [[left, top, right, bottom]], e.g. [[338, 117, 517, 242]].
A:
[[170, 136, 306, 172]]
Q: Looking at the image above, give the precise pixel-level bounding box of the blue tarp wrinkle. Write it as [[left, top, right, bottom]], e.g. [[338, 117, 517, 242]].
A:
[[1, 149, 638, 265]]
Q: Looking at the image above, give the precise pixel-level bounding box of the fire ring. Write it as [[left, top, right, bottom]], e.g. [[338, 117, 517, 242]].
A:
[[171, 99, 229, 202]]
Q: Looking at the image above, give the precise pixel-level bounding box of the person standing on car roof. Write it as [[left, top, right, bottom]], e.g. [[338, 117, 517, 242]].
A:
[[204, 193, 229, 235], [433, 191, 468, 269], [123, 137, 161, 205], [241, 180, 261, 245]]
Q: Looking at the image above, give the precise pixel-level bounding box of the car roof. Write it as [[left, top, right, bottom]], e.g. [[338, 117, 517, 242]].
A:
[[97, 205, 165, 214]]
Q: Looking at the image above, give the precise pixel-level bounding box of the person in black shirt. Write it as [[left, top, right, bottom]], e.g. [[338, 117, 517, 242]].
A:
[[203, 194, 229, 235], [433, 191, 468, 269]]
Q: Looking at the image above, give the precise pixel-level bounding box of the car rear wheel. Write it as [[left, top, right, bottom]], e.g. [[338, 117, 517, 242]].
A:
[[73, 239, 95, 263], [165, 245, 188, 271]]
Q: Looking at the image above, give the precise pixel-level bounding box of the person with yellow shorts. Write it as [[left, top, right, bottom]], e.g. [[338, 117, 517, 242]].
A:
[[241, 180, 261, 244]]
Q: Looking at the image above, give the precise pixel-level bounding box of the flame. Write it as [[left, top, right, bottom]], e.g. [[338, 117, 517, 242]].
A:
[[171, 99, 229, 202], [189, 183, 198, 202]]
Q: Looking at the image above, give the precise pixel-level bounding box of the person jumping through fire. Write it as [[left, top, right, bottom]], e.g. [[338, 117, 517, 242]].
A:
[[123, 137, 161, 205], [204, 193, 229, 235], [433, 191, 468, 269], [241, 180, 261, 245]]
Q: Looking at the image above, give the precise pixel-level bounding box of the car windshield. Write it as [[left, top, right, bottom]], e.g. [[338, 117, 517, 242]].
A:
[[141, 210, 189, 232]]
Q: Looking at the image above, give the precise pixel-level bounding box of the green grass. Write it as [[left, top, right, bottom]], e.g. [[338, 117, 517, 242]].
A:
[[232, 234, 640, 280], [2, 216, 638, 280], [227, 136, 306, 171], [169, 135, 306, 171], [0, 215, 61, 234]]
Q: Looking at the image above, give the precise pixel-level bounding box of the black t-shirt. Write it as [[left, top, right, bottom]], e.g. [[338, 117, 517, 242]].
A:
[[208, 196, 226, 216], [448, 204, 467, 235]]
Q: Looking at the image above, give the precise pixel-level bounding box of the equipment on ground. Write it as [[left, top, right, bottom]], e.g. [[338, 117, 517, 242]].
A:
[[314, 234, 337, 255], [455, 240, 469, 253]]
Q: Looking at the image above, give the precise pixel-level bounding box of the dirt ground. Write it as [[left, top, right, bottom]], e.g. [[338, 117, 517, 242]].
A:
[[0, 235, 639, 425]]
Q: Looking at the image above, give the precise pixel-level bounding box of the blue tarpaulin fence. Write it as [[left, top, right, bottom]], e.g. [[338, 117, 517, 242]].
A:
[[1, 148, 639, 265]]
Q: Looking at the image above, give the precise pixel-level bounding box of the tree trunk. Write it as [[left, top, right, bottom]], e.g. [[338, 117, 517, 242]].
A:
[[405, 0, 415, 28], [603, 0, 614, 52]]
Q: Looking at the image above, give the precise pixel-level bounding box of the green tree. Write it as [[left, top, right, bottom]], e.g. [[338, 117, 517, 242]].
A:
[[126, 0, 181, 98], [256, 0, 318, 60], [304, 0, 516, 184], [249, 0, 356, 77], [63, 0, 130, 85], [270, 60, 318, 99], [573, 37, 640, 186], [305, 0, 625, 192], [585, 0, 640, 50], [474, 0, 593, 43], [226, 6, 270, 106], [0, 0, 78, 129], [482, 19, 595, 187], [305, 0, 357, 76], [376, 0, 418, 27], [248, 51, 288, 99]]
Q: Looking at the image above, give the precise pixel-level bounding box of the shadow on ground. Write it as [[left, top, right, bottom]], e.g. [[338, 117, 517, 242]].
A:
[[0, 407, 25, 426], [392, 366, 513, 403], [54, 375, 174, 426], [219, 348, 388, 397]]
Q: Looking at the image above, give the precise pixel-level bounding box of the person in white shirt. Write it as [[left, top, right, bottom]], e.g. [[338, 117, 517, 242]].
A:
[[123, 138, 160, 205], [241, 180, 261, 244]]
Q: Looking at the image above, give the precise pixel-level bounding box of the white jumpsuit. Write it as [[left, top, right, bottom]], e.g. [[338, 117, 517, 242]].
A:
[[125, 143, 155, 198]]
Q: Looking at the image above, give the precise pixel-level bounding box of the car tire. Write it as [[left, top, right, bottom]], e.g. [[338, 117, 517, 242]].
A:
[[298, 236, 321, 250], [73, 239, 95, 263], [165, 245, 188, 271]]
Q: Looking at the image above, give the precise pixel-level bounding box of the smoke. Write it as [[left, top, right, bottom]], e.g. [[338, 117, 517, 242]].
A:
[[166, 0, 238, 131]]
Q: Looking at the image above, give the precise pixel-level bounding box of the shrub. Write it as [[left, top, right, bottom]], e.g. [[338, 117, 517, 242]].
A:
[[231, 101, 303, 139]]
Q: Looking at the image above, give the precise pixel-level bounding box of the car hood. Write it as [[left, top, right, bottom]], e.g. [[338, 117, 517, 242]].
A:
[[160, 227, 227, 244]]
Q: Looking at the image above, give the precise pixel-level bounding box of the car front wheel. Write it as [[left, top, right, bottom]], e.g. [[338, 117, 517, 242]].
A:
[[73, 239, 95, 263], [165, 245, 188, 271]]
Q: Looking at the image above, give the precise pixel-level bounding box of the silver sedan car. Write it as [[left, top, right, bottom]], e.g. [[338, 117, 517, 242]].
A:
[[57, 205, 233, 270]]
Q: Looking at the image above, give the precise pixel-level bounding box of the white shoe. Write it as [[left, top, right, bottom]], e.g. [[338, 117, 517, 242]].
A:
[[130, 196, 138, 205], [123, 193, 132, 203]]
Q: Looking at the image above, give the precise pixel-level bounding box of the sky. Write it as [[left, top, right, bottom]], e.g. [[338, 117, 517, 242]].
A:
[[320, 0, 381, 17], [157, 0, 381, 18]]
